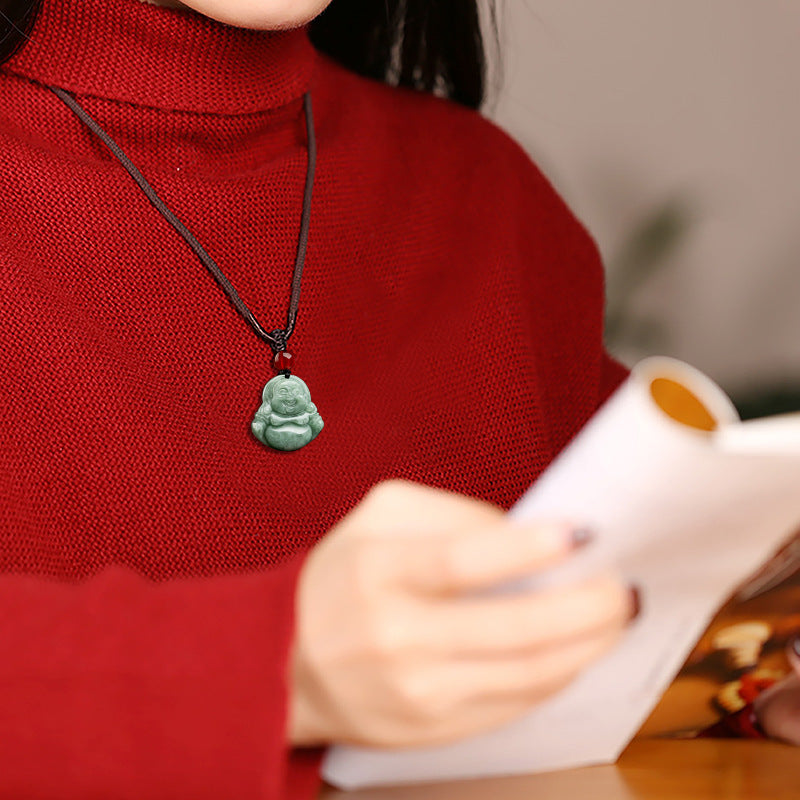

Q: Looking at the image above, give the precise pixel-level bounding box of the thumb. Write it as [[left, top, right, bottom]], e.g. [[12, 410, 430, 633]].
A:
[[354, 479, 504, 534]]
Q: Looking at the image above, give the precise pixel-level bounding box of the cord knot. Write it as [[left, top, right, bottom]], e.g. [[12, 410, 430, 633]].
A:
[[269, 329, 289, 355]]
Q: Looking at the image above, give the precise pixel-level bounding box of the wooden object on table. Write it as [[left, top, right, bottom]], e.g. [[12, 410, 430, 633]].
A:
[[640, 568, 799, 737]]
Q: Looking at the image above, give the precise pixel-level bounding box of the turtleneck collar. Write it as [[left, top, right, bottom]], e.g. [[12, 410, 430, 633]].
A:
[[4, 0, 317, 114]]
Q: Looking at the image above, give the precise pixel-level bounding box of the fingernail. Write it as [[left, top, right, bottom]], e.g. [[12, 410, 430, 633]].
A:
[[569, 527, 594, 550], [790, 636, 800, 660], [628, 585, 642, 622]]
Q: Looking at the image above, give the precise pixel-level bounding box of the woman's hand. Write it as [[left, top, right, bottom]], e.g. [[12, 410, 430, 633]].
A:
[[289, 480, 637, 748], [755, 639, 800, 744]]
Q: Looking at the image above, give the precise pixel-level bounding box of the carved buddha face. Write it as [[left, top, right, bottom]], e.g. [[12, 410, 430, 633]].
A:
[[268, 376, 309, 417]]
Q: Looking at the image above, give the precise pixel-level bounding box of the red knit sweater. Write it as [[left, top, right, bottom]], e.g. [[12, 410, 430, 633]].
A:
[[0, 0, 626, 797]]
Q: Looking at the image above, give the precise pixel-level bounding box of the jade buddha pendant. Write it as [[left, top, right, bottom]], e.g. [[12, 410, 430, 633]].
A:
[[251, 373, 324, 451]]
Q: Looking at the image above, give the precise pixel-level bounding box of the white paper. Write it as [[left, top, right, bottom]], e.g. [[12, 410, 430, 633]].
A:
[[324, 357, 800, 789]]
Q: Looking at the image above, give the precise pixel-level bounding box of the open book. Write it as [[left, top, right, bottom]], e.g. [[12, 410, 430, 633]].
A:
[[324, 356, 800, 789]]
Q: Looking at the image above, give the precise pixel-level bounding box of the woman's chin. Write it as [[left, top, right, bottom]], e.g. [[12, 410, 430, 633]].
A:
[[167, 0, 331, 30]]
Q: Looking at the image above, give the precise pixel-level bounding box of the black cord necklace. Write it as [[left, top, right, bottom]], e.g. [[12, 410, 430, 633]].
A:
[[48, 86, 324, 453]]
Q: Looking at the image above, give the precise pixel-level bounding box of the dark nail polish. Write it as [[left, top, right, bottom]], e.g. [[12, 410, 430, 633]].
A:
[[628, 586, 642, 622], [570, 528, 594, 550]]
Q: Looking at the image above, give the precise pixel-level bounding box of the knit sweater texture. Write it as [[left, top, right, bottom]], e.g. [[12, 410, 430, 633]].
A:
[[0, 0, 626, 796]]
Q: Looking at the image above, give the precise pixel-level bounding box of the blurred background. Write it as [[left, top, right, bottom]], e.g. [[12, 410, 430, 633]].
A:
[[487, 0, 800, 418]]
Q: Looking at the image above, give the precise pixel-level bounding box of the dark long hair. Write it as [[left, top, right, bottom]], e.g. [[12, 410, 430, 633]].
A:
[[0, 0, 498, 109]]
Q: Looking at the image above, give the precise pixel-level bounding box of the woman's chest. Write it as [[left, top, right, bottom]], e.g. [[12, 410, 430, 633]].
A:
[[0, 144, 551, 580]]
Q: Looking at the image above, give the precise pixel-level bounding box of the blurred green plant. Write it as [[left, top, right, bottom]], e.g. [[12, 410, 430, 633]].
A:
[[604, 198, 692, 355], [603, 198, 800, 420]]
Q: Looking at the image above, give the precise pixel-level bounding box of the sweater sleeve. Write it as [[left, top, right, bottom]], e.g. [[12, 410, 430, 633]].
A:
[[0, 559, 311, 800]]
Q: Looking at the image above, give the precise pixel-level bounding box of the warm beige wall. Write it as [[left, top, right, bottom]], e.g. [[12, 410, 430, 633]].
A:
[[489, 0, 800, 393]]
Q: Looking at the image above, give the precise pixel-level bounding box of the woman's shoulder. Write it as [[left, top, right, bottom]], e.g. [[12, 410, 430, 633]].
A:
[[315, 52, 546, 185], [318, 54, 594, 249], [313, 50, 593, 246]]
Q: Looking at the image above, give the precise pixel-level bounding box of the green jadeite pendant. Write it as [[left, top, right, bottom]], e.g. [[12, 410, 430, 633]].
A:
[[251, 374, 324, 451]]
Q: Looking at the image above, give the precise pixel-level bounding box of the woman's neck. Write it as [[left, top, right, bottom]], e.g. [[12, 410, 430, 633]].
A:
[[5, 0, 316, 115]]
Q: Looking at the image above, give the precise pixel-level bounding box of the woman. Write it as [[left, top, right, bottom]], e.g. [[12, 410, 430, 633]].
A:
[[0, 0, 796, 797]]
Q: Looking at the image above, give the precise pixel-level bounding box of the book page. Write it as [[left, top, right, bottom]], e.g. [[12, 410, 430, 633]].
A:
[[324, 357, 800, 789]]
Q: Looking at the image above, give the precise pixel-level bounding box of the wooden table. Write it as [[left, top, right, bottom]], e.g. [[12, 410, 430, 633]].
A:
[[321, 739, 797, 800], [322, 559, 800, 799]]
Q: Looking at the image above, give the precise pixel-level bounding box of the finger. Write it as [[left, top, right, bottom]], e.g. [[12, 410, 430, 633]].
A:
[[400, 626, 627, 744], [459, 624, 626, 702], [401, 520, 586, 595], [756, 679, 800, 746], [417, 574, 633, 656], [789, 636, 800, 677]]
